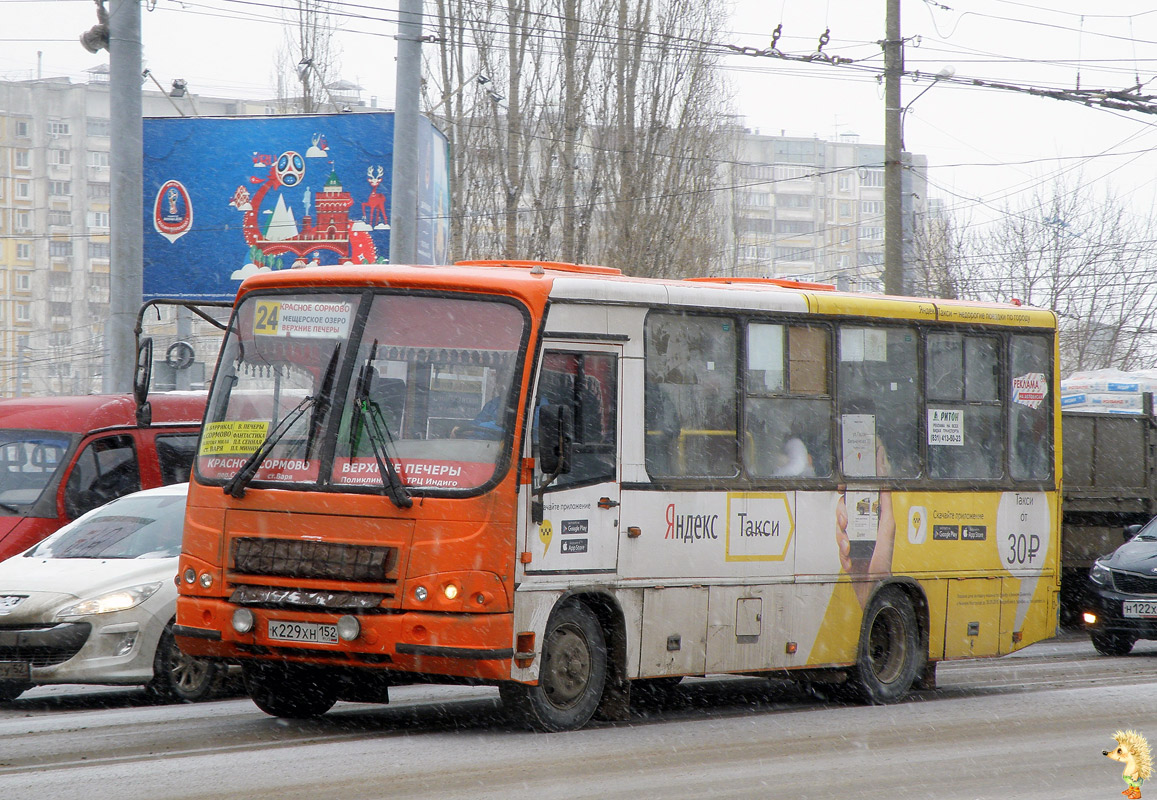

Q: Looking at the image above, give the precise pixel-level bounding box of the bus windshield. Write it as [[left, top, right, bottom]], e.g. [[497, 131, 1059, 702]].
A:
[[197, 291, 527, 494]]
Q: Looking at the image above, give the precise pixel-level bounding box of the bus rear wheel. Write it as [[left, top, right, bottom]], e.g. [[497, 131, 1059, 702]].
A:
[[501, 601, 608, 732], [848, 586, 921, 704], [244, 662, 338, 719]]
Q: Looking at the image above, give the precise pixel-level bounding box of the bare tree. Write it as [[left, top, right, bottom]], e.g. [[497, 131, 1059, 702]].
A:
[[426, 0, 730, 275], [952, 176, 1157, 373], [909, 203, 967, 300], [273, 0, 342, 114]]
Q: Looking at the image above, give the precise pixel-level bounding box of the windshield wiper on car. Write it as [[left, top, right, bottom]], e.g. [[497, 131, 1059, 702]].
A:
[[350, 342, 412, 509], [223, 348, 342, 499]]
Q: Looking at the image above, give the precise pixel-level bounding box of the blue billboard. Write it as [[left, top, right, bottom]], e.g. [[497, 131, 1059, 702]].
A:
[[143, 112, 450, 301]]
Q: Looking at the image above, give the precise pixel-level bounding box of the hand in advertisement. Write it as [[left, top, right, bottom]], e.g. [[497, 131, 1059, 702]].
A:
[[835, 444, 898, 607]]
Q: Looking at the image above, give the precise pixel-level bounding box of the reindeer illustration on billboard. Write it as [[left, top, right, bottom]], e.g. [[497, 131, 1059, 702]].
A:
[[362, 165, 390, 229]]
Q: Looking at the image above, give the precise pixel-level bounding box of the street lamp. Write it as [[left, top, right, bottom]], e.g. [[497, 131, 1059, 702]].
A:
[[142, 69, 187, 116], [295, 57, 344, 112], [900, 66, 955, 144], [428, 72, 494, 114]]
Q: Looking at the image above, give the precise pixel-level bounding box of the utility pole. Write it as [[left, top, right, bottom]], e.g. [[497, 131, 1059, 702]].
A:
[[561, 0, 578, 263], [883, 0, 904, 296], [388, 0, 422, 265], [106, 0, 143, 392]]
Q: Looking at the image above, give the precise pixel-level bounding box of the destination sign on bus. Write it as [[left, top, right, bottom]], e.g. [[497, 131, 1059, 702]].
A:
[[252, 299, 353, 339], [332, 456, 494, 489]]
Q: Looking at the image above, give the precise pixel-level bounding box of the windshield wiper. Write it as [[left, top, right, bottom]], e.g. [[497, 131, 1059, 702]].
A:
[[223, 348, 341, 499], [223, 394, 315, 498], [351, 342, 412, 509]]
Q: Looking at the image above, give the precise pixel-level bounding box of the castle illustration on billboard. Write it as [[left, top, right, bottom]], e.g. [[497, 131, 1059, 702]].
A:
[[228, 132, 390, 280]]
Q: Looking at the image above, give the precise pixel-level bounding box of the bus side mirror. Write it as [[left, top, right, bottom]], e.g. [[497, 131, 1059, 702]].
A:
[[538, 404, 573, 477], [134, 338, 153, 427], [1125, 523, 1144, 541]]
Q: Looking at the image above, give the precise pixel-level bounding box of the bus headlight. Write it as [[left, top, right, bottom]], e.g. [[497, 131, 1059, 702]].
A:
[[232, 608, 255, 634], [414, 586, 428, 602], [443, 583, 459, 601], [337, 615, 360, 641]]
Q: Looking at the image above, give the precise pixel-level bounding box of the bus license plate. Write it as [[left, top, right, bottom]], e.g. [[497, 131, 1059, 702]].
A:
[[0, 661, 30, 681], [267, 620, 338, 644], [1123, 601, 1157, 618]]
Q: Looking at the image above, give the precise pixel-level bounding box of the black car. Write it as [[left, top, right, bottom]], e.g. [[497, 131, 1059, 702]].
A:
[[1083, 518, 1157, 655]]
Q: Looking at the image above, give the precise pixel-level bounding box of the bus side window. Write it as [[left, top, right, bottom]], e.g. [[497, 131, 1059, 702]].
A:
[[926, 333, 1003, 480], [535, 351, 617, 490], [1009, 334, 1052, 481], [837, 326, 919, 479], [644, 312, 739, 478], [744, 323, 832, 478]]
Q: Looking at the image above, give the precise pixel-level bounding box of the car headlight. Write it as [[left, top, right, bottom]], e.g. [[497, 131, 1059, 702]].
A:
[[54, 582, 163, 619], [1090, 560, 1114, 588]]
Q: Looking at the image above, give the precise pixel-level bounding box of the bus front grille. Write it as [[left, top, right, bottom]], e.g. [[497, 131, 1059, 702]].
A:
[[231, 537, 398, 583]]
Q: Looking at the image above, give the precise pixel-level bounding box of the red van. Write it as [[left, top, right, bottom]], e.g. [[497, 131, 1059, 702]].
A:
[[0, 393, 206, 561]]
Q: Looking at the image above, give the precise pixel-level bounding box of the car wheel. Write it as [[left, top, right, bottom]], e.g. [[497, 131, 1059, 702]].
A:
[[500, 601, 608, 732], [243, 662, 338, 719], [1091, 631, 1136, 656], [0, 682, 28, 702], [147, 624, 224, 703], [847, 586, 922, 704]]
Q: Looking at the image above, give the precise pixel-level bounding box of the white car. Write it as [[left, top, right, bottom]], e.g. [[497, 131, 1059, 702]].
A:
[[0, 483, 223, 703]]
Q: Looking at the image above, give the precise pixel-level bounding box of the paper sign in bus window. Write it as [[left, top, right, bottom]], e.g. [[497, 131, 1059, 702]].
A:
[[841, 413, 877, 476], [928, 408, 965, 446], [199, 420, 270, 455], [1012, 372, 1048, 409]]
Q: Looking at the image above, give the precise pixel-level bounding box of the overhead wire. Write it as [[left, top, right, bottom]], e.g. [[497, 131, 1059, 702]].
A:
[[13, 0, 1157, 278]]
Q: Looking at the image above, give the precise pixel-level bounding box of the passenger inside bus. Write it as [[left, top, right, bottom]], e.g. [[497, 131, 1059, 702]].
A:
[[451, 395, 504, 439], [451, 363, 515, 440], [776, 436, 815, 476]]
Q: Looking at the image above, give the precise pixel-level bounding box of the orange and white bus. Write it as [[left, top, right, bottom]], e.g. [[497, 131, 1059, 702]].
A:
[[175, 260, 1060, 730]]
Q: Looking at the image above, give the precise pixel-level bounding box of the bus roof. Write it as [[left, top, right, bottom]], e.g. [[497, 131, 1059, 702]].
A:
[[234, 261, 1057, 330], [0, 393, 205, 432]]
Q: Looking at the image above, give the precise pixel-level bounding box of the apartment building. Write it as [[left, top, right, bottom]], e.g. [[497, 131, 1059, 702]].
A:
[[725, 129, 929, 292], [0, 69, 299, 397]]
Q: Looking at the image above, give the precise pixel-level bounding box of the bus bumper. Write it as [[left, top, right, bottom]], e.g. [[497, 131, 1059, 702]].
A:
[[175, 597, 514, 681]]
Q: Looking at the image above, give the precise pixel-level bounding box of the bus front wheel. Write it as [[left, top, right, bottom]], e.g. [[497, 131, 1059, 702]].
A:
[[501, 601, 608, 732], [849, 586, 921, 704], [244, 662, 338, 719]]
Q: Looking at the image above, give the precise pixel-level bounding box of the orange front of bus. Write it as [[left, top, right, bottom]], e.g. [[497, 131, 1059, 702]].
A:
[[174, 285, 535, 718]]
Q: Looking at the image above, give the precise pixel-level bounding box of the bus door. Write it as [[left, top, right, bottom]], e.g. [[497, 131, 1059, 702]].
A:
[[525, 344, 621, 574]]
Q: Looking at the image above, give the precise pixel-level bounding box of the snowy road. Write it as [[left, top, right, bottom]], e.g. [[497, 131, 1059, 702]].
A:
[[1, 634, 1155, 799]]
